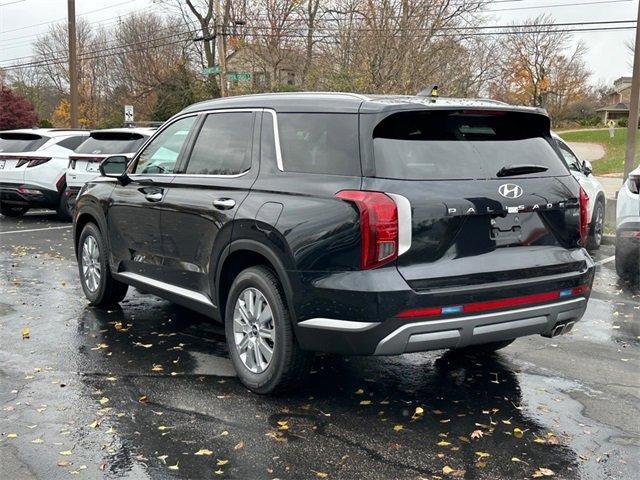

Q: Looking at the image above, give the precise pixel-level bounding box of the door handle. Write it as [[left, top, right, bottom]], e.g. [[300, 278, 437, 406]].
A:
[[145, 192, 163, 202], [213, 198, 236, 210]]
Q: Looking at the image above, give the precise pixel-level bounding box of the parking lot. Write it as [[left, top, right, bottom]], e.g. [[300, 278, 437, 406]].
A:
[[0, 211, 638, 480]]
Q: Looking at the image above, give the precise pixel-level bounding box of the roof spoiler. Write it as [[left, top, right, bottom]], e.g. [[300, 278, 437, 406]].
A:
[[417, 85, 438, 99]]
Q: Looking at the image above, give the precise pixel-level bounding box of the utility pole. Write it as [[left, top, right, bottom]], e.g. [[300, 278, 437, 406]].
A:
[[216, 0, 227, 97], [623, 1, 640, 180], [67, 0, 79, 127]]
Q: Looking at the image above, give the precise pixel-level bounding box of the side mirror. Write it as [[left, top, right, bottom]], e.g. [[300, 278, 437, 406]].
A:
[[99, 155, 129, 184], [582, 160, 593, 176]]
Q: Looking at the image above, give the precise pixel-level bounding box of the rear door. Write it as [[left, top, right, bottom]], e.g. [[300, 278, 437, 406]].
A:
[[106, 116, 197, 280], [361, 108, 584, 291], [160, 110, 259, 298]]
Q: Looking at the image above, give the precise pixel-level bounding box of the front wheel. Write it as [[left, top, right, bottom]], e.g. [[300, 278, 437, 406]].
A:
[[78, 223, 128, 306], [0, 204, 29, 217], [225, 266, 313, 394]]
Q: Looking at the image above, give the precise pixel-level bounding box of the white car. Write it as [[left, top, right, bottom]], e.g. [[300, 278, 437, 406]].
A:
[[65, 128, 155, 211], [552, 132, 606, 250], [0, 129, 89, 219], [615, 165, 640, 280]]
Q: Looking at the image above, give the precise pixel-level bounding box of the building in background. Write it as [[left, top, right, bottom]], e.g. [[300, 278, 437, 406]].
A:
[[596, 76, 632, 124]]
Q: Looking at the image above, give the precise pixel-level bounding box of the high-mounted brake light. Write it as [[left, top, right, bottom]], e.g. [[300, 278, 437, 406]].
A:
[[336, 191, 399, 269], [579, 187, 589, 246]]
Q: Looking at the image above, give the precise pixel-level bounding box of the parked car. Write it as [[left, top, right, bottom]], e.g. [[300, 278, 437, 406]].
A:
[[65, 128, 155, 213], [552, 132, 606, 250], [73, 93, 595, 393], [615, 165, 640, 280], [0, 128, 89, 219]]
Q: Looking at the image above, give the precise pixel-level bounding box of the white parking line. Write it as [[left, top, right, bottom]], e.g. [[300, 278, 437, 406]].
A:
[[596, 255, 616, 266], [0, 225, 73, 235]]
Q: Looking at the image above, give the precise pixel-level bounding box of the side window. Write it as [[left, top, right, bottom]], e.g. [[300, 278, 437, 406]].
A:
[[185, 112, 254, 175], [134, 116, 196, 174], [57, 135, 88, 151], [556, 140, 581, 172], [277, 113, 360, 176]]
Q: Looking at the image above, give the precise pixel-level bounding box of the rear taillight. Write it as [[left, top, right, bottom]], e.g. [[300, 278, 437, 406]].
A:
[[627, 174, 640, 194], [20, 156, 52, 168], [579, 187, 589, 246], [336, 191, 399, 269]]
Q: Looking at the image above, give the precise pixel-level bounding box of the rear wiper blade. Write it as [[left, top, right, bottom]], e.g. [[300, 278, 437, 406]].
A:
[[496, 164, 549, 177]]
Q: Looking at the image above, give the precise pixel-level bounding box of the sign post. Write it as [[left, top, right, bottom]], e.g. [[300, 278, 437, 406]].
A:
[[124, 105, 134, 124]]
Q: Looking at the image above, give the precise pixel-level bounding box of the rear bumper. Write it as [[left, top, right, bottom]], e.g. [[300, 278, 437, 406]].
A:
[[0, 182, 60, 208], [297, 297, 588, 355], [293, 248, 595, 355]]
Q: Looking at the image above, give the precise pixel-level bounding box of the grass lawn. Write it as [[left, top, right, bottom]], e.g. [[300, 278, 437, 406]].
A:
[[559, 128, 640, 175]]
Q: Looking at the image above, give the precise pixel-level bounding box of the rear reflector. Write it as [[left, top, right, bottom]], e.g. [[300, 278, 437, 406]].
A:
[[336, 191, 399, 269], [396, 285, 590, 318]]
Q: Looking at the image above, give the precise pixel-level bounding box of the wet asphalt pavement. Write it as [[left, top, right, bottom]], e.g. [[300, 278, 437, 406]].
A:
[[0, 212, 638, 480]]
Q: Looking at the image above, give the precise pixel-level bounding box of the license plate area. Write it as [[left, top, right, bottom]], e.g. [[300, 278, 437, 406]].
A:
[[490, 214, 522, 246], [85, 162, 99, 172], [0, 160, 5, 169]]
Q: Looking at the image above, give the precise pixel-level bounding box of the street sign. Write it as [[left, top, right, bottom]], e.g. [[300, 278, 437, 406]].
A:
[[226, 72, 252, 82], [203, 66, 221, 75], [124, 105, 134, 123]]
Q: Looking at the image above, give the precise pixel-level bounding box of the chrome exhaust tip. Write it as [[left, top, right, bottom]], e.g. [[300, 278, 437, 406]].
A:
[[562, 321, 575, 334]]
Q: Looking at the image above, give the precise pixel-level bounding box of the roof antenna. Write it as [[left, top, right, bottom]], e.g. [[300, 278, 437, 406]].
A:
[[417, 85, 438, 100]]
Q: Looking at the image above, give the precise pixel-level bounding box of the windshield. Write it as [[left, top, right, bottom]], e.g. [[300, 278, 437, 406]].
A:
[[0, 133, 48, 153], [75, 134, 147, 155], [373, 110, 568, 180]]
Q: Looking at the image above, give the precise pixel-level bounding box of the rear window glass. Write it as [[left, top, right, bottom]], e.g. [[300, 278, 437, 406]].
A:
[[278, 113, 360, 176], [57, 135, 88, 151], [373, 110, 568, 180], [0, 134, 48, 153], [75, 133, 147, 155]]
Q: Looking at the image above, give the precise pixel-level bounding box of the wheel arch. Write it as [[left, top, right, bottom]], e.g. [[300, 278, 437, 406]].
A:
[[215, 239, 297, 324], [74, 206, 107, 258]]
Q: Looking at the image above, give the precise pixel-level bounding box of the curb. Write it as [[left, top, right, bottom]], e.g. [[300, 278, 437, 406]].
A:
[[602, 234, 615, 246]]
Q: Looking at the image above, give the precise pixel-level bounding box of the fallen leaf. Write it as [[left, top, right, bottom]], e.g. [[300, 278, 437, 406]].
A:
[[471, 429, 484, 439], [194, 449, 213, 456], [88, 420, 100, 429], [437, 440, 451, 446], [151, 364, 163, 372], [216, 459, 229, 466], [359, 400, 372, 405], [98, 397, 109, 405], [157, 455, 168, 464], [443, 466, 455, 474], [138, 395, 148, 404], [514, 427, 524, 438], [7, 433, 18, 439], [234, 441, 244, 450], [59, 450, 73, 456], [21, 328, 30, 339], [393, 424, 403, 432], [355, 389, 364, 395], [31, 438, 44, 444], [533, 467, 555, 477], [168, 463, 179, 471], [414, 406, 424, 415], [475, 451, 490, 459], [314, 472, 329, 478], [135, 342, 153, 349]]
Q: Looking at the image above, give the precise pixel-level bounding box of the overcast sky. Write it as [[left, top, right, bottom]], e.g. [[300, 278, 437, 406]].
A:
[[0, 0, 636, 87]]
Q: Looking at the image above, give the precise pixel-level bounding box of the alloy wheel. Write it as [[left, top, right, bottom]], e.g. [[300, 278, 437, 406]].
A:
[[233, 287, 275, 373], [81, 235, 101, 292], [594, 203, 604, 245]]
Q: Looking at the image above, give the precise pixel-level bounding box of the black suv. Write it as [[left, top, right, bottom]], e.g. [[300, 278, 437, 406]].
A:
[[73, 93, 595, 393]]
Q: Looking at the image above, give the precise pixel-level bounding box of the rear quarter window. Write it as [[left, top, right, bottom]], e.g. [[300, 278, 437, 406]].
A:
[[278, 113, 360, 176], [372, 110, 568, 180]]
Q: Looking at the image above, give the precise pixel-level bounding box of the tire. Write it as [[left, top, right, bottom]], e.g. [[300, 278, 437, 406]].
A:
[[56, 193, 73, 221], [586, 197, 605, 251], [615, 236, 640, 281], [77, 223, 128, 306], [224, 266, 313, 394], [0, 204, 29, 217], [453, 339, 515, 355]]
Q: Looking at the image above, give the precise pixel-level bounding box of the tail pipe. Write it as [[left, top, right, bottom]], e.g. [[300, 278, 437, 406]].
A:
[[544, 320, 576, 338]]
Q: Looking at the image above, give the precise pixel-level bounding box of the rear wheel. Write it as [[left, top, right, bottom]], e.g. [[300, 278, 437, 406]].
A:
[[586, 197, 605, 251], [78, 223, 128, 306], [615, 236, 640, 281], [56, 193, 73, 221], [453, 339, 515, 355], [225, 266, 313, 394], [0, 204, 29, 217]]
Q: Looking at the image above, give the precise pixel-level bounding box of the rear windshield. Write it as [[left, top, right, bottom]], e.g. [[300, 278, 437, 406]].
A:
[[75, 133, 147, 155], [0, 133, 48, 153], [372, 110, 568, 180]]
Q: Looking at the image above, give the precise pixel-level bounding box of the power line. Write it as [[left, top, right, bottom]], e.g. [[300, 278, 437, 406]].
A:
[[488, 0, 632, 11]]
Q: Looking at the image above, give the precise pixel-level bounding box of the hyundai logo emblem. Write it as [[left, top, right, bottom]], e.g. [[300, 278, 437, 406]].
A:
[[498, 183, 523, 199]]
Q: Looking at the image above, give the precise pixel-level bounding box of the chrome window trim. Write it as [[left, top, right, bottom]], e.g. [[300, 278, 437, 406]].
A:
[[131, 107, 284, 176]]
